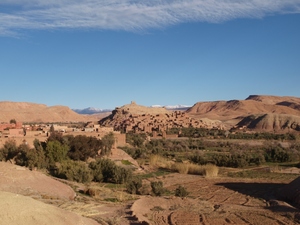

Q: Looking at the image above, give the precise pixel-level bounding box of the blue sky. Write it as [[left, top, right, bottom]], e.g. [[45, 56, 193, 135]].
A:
[[0, 1, 300, 109]]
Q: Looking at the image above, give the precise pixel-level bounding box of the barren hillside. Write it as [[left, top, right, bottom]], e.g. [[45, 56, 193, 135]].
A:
[[186, 95, 300, 130], [2, 95, 300, 132], [246, 95, 300, 105], [0, 191, 99, 225], [237, 113, 300, 132], [0, 101, 91, 123]]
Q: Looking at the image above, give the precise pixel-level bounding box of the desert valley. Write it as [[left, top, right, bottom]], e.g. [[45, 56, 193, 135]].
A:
[[1, 94, 300, 225]]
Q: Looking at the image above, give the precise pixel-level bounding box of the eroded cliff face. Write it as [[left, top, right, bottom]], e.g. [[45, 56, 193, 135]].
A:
[[237, 113, 300, 132], [186, 95, 300, 132]]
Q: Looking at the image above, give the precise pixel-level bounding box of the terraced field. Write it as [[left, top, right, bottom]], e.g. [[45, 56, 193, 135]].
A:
[[130, 173, 299, 225]]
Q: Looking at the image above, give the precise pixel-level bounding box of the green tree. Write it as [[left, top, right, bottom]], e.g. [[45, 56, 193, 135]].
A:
[[100, 132, 115, 156], [126, 133, 147, 147], [89, 158, 132, 184], [9, 119, 16, 124], [55, 160, 93, 183], [47, 131, 66, 145], [67, 135, 102, 161], [0, 139, 18, 161], [89, 158, 115, 182], [14, 143, 31, 166], [112, 166, 132, 184], [45, 140, 69, 165], [49, 124, 55, 133]]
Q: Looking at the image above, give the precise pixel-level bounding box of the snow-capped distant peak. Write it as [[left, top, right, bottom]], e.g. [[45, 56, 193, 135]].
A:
[[151, 105, 164, 108], [72, 107, 112, 115], [151, 104, 191, 110]]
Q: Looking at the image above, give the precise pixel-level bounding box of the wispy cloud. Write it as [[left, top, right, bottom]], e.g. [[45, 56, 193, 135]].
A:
[[1, 0, 300, 36]]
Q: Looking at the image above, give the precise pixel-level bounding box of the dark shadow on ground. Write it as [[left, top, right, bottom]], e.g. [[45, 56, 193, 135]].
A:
[[215, 182, 286, 200], [216, 182, 300, 213]]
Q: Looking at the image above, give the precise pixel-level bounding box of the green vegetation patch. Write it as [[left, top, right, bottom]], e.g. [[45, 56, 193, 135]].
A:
[[228, 170, 299, 180], [121, 160, 132, 165]]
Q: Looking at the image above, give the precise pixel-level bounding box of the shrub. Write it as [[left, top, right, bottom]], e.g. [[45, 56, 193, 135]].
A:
[[151, 181, 164, 196], [0, 139, 18, 161], [203, 164, 219, 177], [149, 155, 173, 169], [112, 166, 132, 184], [175, 185, 189, 197], [126, 177, 142, 194], [89, 158, 115, 182], [186, 163, 205, 175], [171, 162, 218, 177], [189, 154, 207, 165], [55, 160, 93, 183], [126, 133, 147, 147], [172, 163, 189, 174], [89, 158, 132, 184], [264, 144, 292, 163], [121, 146, 147, 159]]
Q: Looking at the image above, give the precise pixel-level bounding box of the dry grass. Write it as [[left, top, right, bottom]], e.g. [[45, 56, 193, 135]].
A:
[[172, 163, 189, 174], [173, 163, 218, 177], [149, 155, 218, 177], [149, 155, 173, 169], [85, 185, 135, 202], [203, 164, 219, 177]]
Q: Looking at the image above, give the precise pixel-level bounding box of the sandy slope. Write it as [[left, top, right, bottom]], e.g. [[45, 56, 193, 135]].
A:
[[0, 191, 99, 225], [0, 162, 75, 200]]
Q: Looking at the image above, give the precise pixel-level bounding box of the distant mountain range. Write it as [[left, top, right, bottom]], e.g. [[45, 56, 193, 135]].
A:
[[72, 107, 112, 115], [1, 95, 300, 132]]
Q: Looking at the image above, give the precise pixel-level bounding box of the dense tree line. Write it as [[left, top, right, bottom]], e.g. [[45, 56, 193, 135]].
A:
[[0, 131, 132, 184], [167, 127, 297, 141], [122, 133, 300, 168]]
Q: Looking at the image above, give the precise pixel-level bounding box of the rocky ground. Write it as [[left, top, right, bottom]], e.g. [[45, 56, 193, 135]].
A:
[[132, 174, 299, 225], [0, 161, 299, 225]]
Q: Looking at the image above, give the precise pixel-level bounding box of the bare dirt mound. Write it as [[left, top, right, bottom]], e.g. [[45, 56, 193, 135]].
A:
[[0, 191, 99, 225], [237, 113, 300, 132], [0, 101, 90, 123], [0, 162, 75, 200]]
